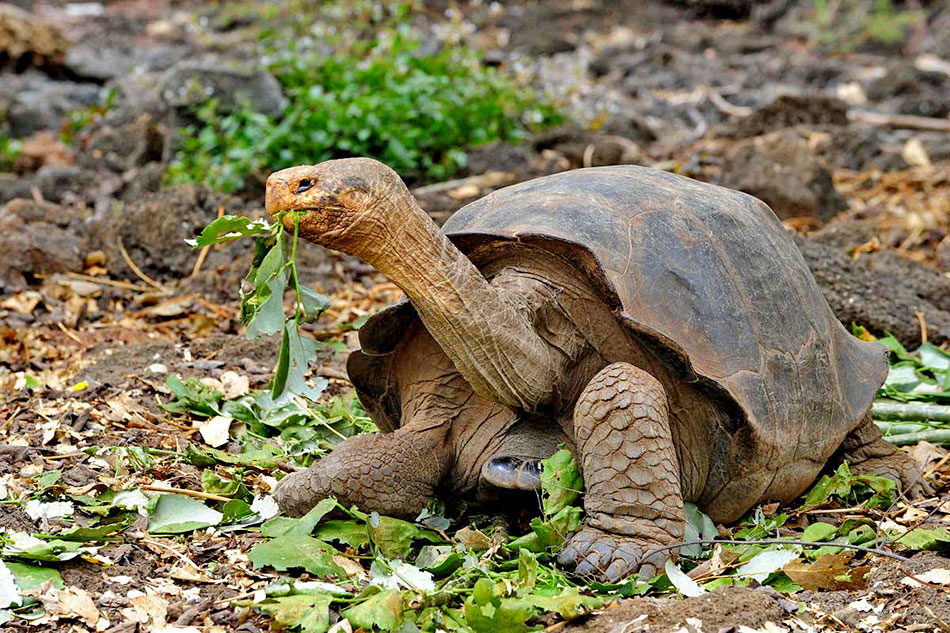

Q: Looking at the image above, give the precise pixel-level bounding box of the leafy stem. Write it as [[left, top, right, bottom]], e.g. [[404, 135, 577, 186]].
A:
[[188, 212, 330, 403], [288, 211, 305, 325]]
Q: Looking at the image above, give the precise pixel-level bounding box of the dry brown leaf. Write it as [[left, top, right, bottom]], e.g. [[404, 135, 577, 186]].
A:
[[688, 544, 740, 579], [122, 591, 169, 629], [783, 553, 869, 591], [455, 526, 492, 551], [902, 138, 932, 170], [26, 583, 102, 628], [218, 371, 250, 399], [333, 554, 369, 582], [169, 565, 215, 583], [0, 291, 43, 314], [901, 568, 950, 588]]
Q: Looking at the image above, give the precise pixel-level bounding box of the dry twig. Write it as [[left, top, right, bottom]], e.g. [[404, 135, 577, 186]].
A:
[[117, 236, 169, 292]]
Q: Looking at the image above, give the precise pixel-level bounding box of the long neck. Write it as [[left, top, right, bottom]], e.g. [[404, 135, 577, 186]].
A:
[[358, 200, 556, 410]]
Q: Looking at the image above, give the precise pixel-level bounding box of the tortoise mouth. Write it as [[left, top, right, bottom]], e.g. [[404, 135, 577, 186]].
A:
[[273, 203, 347, 219]]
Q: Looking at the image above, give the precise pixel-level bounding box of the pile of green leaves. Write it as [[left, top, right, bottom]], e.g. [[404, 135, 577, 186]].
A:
[[161, 374, 375, 466], [167, 30, 561, 192], [246, 449, 605, 633], [6, 367, 948, 632], [871, 331, 950, 403]]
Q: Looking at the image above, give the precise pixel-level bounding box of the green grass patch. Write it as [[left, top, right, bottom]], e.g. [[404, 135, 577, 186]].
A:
[[167, 30, 561, 192], [808, 0, 922, 51]]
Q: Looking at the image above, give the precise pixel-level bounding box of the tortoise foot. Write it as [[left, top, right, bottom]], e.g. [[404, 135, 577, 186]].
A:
[[850, 451, 932, 498], [839, 416, 932, 498], [558, 527, 673, 583]]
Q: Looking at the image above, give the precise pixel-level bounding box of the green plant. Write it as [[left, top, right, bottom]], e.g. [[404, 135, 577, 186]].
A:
[[0, 133, 21, 171], [189, 212, 330, 402], [167, 33, 561, 192], [810, 0, 921, 51], [60, 89, 117, 146]]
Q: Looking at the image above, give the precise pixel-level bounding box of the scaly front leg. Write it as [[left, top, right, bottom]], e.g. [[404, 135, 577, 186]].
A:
[[559, 363, 685, 582], [275, 426, 452, 519]]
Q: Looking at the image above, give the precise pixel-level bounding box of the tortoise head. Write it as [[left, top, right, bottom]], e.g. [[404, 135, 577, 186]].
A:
[[265, 158, 414, 257]]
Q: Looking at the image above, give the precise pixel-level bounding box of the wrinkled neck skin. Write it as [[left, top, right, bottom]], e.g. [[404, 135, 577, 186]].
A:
[[333, 197, 558, 412], [394, 323, 521, 494]]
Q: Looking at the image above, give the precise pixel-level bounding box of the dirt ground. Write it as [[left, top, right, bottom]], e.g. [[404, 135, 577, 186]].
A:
[[2, 1, 950, 632]]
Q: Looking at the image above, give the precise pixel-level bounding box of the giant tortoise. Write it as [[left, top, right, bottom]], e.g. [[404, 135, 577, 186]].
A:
[[266, 158, 924, 581]]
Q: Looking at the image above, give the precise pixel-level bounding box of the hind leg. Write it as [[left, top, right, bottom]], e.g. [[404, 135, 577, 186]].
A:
[[836, 415, 930, 497], [275, 426, 452, 519], [558, 363, 685, 582]]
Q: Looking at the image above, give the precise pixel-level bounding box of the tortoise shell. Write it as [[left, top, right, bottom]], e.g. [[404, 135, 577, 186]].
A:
[[347, 166, 887, 464]]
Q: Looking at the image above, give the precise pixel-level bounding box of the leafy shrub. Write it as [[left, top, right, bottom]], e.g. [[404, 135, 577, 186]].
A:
[[168, 34, 561, 192], [60, 89, 117, 146], [809, 0, 922, 50], [0, 132, 21, 171]]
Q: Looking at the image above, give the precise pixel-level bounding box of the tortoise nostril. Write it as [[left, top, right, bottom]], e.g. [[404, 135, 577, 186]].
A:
[[296, 179, 315, 194]]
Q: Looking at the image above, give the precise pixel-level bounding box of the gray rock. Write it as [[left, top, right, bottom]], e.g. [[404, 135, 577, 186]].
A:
[[34, 165, 97, 203], [798, 235, 950, 346], [0, 71, 101, 138], [938, 236, 950, 273], [107, 71, 168, 116], [119, 162, 165, 202], [720, 130, 847, 222], [78, 114, 164, 172], [0, 173, 34, 204], [730, 94, 849, 138], [159, 57, 287, 117], [867, 64, 950, 119], [0, 199, 87, 292], [0, 3, 68, 69], [94, 184, 246, 281], [65, 36, 190, 82]]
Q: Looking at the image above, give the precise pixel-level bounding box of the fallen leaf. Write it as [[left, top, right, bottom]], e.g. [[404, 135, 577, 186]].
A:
[[900, 568, 950, 588], [197, 415, 232, 448], [849, 598, 873, 612], [333, 554, 369, 582], [0, 291, 43, 315], [783, 553, 868, 591], [23, 500, 74, 521], [27, 584, 101, 628], [218, 371, 250, 399], [836, 81, 867, 104], [169, 566, 213, 583], [0, 561, 21, 609], [123, 592, 169, 629], [666, 559, 705, 597], [737, 548, 800, 583], [902, 138, 932, 169], [455, 527, 492, 552], [370, 560, 435, 593]]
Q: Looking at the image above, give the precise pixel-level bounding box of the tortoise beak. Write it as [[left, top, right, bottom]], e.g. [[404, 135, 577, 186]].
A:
[[264, 174, 287, 218]]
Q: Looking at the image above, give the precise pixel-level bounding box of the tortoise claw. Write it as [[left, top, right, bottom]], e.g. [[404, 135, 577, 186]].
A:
[[851, 452, 933, 498], [558, 527, 671, 583]]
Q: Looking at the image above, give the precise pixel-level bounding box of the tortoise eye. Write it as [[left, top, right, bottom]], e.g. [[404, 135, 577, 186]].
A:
[[296, 179, 315, 194]]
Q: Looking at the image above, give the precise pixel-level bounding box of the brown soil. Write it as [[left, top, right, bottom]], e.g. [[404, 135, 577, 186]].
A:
[[566, 587, 788, 633]]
